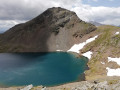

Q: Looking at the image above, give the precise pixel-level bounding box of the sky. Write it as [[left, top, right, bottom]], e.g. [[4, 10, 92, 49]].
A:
[[0, 0, 120, 32]]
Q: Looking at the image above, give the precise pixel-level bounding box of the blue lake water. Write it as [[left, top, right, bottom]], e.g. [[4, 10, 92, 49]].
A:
[[0, 52, 88, 87]]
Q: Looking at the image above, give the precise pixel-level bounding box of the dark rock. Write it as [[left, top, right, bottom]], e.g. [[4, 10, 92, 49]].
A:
[[94, 80, 98, 84]]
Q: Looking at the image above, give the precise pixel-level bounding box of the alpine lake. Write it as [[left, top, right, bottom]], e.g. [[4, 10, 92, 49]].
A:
[[0, 52, 88, 87]]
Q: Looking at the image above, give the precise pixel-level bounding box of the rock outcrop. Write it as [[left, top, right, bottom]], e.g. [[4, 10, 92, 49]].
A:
[[0, 7, 96, 52]]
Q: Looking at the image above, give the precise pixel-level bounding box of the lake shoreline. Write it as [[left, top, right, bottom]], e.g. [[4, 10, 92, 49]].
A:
[[1, 77, 120, 90], [0, 52, 88, 87]]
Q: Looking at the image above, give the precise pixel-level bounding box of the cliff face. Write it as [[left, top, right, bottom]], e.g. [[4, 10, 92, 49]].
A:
[[0, 7, 96, 52]]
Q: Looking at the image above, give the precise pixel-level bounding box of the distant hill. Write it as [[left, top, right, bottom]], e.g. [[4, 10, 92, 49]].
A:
[[89, 21, 104, 26], [0, 7, 96, 52]]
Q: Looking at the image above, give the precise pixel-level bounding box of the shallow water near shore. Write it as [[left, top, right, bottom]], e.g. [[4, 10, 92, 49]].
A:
[[0, 52, 88, 86]]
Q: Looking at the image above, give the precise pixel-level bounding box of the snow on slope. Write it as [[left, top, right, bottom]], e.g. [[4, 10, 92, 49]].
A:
[[67, 35, 98, 53]]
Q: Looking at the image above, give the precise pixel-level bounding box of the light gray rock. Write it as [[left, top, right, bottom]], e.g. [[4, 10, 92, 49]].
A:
[[20, 84, 33, 90], [70, 81, 120, 90], [41, 87, 47, 90]]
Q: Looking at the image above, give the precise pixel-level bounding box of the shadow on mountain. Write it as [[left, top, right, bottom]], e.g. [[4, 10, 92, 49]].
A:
[[0, 7, 97, 52]]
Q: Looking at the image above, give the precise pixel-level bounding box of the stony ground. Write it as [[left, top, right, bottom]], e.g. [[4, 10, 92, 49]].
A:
[[0, 77, 120, 90]]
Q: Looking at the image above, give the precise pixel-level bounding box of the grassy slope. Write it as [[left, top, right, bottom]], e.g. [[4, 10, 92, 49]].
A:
[[81, 25, 120, 80]]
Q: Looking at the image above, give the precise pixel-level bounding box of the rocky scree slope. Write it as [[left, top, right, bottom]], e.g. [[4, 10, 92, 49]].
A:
[[0, 7, 96, 52]]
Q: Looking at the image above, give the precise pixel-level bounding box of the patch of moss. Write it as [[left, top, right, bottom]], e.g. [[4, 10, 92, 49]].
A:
[[82, 25, 120, 53], [111, 35, 120, 47]]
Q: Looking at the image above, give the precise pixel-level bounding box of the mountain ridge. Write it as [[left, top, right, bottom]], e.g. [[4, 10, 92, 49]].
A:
[[0, 7, 96, 52]]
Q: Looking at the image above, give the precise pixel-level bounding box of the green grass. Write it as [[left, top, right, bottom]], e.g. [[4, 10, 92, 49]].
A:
[[82, 25, 120, 53], [84, 25, 120, 79]]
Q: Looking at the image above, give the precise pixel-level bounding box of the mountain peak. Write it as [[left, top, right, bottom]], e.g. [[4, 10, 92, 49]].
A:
[[44, 7, 75, 15], [32, 7, 77, 25], [0, 7, 96, 52], [47, 7, 68, 11]]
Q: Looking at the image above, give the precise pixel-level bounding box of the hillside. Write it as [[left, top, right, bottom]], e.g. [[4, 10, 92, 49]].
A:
[[0, 7, 96, 52], [80, 25, 120, 80]]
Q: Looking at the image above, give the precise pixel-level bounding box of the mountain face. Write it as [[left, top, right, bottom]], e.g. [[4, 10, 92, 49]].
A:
[[0, 7, 96, 52]]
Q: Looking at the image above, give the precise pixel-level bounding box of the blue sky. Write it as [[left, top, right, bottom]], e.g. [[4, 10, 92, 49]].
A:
[[83, 0, 120, 7], [0, 0, 120, 32]]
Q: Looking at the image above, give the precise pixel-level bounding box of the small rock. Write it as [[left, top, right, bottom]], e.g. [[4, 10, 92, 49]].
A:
[[41, 86, 46, 90], [94, 80, 99, 84]]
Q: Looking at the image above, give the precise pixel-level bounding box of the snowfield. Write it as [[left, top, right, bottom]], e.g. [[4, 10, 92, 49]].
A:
[[107, 57, 120, 76], [106, 67, 120, 76], [108, 57, 120, 65], [82, 51, 93, 59], [67, 35, 98, 53]]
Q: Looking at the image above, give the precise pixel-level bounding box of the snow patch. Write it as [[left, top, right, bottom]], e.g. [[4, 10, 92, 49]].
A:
[[82, 51, 93, 59], [67, 35, 98, 53], [108, 57, 120, 65], [115, 32, 119, 35], [56, 50, 63, 52], [101, 62, 105, 65], [106, 67, 120, 76]]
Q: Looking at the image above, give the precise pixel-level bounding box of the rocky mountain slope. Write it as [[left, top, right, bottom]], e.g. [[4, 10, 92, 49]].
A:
[[0, 7, 96, 52]]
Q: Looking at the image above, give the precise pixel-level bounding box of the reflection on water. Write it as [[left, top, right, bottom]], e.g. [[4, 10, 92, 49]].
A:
[[0, 52, 88, 86]]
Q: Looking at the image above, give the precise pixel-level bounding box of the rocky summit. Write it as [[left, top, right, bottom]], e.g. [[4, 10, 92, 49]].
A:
[[0, 7, 96, 52]]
